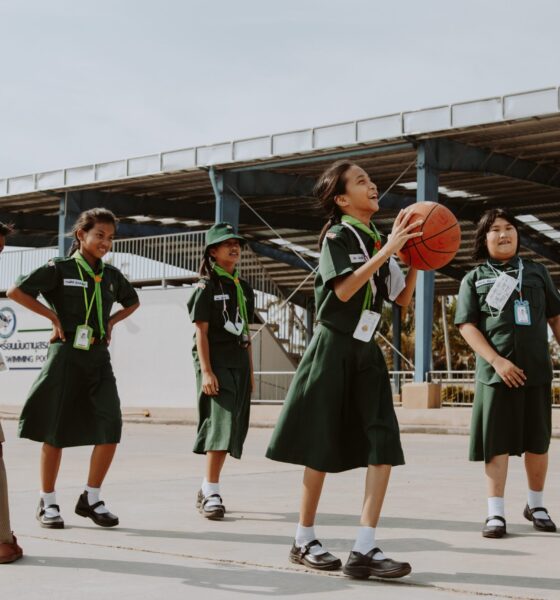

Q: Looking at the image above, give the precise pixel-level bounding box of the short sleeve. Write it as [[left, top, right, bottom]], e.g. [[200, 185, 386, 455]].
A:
[[541, 264, 560, 319], [187, 279, 213, 323], [115, 271, 139, 308], [454, 271, 479, 325], [386, 258, 406, 301], [15, 260, 59, 298], [319, 233, 354, 286]]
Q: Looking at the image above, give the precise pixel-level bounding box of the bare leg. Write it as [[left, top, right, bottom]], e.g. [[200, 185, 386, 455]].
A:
[[206, 451, 227, 483], [0, 444, 14, 544], [524, 452, 548, 492], [300, 467, 326, 527], [360, 464, 391, 527], [40, 443, 63, 493], [87, 444, 117, 488], [485, 453, 509, 497]]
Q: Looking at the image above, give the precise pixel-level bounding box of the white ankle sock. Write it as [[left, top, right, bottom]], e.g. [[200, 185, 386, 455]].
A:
[[40, 491, 59, 518], [295, 524, 325, 556], [353, 526, 385, 559], [85, 485, 109, 514], [528, 489, 548, 520], [487, 496, 505, 527], [201, 479, 221, 508]]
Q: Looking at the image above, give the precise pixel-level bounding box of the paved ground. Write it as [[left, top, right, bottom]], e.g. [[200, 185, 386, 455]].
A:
[[0, 420, 559, 600]]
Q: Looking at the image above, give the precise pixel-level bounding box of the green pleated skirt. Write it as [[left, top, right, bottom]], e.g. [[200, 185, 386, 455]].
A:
[[18, 342, 122, 448], [266, 324, 404, 473], [469, 381, 552, 462]]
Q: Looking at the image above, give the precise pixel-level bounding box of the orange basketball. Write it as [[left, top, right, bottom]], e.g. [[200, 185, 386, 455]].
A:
[[397, 201, 461, 270]]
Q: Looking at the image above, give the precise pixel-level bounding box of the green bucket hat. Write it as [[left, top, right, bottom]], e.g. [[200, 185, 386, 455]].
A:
[[205, 222, 246, 251]]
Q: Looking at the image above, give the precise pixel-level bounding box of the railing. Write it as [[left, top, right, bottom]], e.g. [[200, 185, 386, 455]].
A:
[[429, 370, 476, 406]]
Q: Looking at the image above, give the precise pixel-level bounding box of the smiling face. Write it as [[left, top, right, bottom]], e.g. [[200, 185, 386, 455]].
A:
[[77, 221, 116, 264], [334, 165, 379, 221], [486, 217, 518, 261], [209, 238, 242, 272]]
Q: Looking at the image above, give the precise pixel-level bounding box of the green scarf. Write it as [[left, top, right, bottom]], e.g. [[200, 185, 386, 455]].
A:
[[73, 251, 105, 338], [213, 264, 249, 334], [341, 215, 382, 312]]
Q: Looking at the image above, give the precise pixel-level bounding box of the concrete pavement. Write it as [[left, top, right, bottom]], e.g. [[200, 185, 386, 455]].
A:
[[0, 419, 559, 599]]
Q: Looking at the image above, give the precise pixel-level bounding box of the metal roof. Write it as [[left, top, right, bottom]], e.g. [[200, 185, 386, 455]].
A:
[[3, 85, 560, 297]]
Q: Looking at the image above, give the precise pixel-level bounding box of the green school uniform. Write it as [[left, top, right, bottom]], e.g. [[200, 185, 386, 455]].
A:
[[455, 258, 560, 462], [266, 222, 405, 473], [187, 273, 255, 459], [15, 255, 138, 448]]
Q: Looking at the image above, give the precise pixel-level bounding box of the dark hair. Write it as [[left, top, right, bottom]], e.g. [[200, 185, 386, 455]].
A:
[[315, 160, 356, 247], [0, 221, 14, 237], [198, 251, 216, 279], [473, 208, 520, 260], [68, 208, 118, 256]]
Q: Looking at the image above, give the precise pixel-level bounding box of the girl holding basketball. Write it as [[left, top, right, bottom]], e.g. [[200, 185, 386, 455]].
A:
[[266, 160, 422, 579], [455, 208, 560, 538]]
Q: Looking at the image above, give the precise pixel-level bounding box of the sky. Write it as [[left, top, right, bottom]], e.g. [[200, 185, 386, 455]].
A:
[[1, 0, 560, 178]]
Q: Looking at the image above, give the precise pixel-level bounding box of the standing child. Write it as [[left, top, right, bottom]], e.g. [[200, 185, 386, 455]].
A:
[[187, 222, 254, 519], [0, 221, 23, 563], [7, 208, 139, 529], [455, 208, 560, 538], [266, 160, 423, 579]]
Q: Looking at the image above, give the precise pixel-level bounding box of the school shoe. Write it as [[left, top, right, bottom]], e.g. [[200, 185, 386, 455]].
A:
[[36, 498, 64, 529], [288, 540, 342, 571], [198, 490, 226, 520], [0, 534, 23, 564], [482, 515, 506, 538], [75, 492, 119, 527], [523, 504, 557, 533], [343, 548, 411, 579]]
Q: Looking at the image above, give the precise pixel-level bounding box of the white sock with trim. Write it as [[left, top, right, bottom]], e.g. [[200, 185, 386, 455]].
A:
[[295, 524, 326, 556], [487, 496, 505, 527], [85, 485, 109, 514], [353, 526, 385, 559], [528, 489, 548, 520], [40, 491, 60, 518], [201, 478, 221, 508]]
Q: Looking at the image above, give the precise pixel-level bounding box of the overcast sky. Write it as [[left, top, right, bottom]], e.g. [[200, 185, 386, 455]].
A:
[[1, 0, 560, 178]]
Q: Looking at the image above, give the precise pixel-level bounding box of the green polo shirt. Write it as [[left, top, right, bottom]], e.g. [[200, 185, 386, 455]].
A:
[[455, 257, 560, 385], [187, 273, 254, 368], [316, 223, 393, 334], [15, 256, 139, 339]]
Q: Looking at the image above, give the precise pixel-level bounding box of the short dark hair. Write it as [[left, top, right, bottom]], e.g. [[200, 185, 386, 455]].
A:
[[0, 221, 14, 237], [473, 208, 520, 260]]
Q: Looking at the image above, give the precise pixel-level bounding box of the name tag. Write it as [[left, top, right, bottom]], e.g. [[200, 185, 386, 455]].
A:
[[214, 294, 230, 301], [475, 278, 497, 288], [64, 279, 88, 288], [349, 253, 366, 264], [486, 273, 517, 310]]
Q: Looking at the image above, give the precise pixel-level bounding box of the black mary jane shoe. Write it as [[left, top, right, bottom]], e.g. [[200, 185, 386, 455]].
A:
[[482, 515, 506, 538], [343, 548, 411, 579], [199, 493, 226, 520], [75, 492, 119, 527], [523, 504, 557, 533], [36, 499, 64, 529], [289, 540, 342, 571]]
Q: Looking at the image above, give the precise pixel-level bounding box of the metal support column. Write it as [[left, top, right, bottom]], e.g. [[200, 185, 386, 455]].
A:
[[392, 303, 402, 392], [209, 167, 240, 230], [414, 142, 438, 382], [58, 191, 84, 256]]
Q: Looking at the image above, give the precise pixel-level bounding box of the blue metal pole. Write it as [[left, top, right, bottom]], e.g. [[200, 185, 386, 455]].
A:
[[414, 142, 438, 382], [209, 167, 240, 230]]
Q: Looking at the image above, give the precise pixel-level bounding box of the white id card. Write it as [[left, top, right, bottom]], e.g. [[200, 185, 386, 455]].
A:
[[485, 273, 517, 310], [73, 324, 93, 350], [514, 299, 531, 325], [353, 310, 381, 342]]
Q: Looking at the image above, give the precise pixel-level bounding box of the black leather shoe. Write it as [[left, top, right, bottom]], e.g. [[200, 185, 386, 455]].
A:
[[289, 540, 342, 571], [199, 493, 226, 520], [523, 504, 557, 532], [75, 492, 119, 527], [36, 499, 64, 529], [343, 548, 411, 579], [482, 515, 506, 538]]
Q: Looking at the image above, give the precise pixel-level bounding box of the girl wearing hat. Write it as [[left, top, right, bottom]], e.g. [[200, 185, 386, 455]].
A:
[[187, 222, 255, 519]]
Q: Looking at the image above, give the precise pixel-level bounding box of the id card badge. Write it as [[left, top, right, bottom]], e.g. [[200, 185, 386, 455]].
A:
[[485, 273, 517, 311], [514, 299, 531, 325], [73, 324, 93, 350], [353, 310, 381, 342]]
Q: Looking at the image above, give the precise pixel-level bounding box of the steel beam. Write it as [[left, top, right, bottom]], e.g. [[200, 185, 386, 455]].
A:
[[249, 241, 316, 272], [209, 167, 240, 229]]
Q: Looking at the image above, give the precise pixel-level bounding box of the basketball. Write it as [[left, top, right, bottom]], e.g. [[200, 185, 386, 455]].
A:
[[397, 201, 461, 270]]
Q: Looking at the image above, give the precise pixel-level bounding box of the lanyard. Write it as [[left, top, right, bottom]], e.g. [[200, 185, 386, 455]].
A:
[[213, 264, 249, 333], [73, 252, 106, 338], [340, 219, 381, 313]]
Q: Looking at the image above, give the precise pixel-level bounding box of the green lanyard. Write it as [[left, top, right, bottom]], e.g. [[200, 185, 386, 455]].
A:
[[341, 215, 382, 312], [73, 252, 106, 338], [213, 264, 249, 333]]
